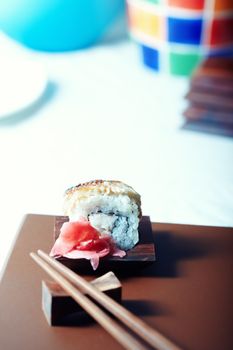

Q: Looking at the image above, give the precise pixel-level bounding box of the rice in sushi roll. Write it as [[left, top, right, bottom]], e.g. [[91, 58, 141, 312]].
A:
[[63, 180, 142, 250]]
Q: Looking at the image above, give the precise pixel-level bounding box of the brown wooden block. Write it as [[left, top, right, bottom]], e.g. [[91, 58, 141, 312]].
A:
[[190, 80, 233, 96], [182, 119, 233, 137], [192, 57, 233, 81], [183, 105, 233, 125], [53, 216, 156, 274], [190, 57, 233, 95], [183, 57, 233, 138], [185, 91, 233, 112], [42, 271, 122, 326]]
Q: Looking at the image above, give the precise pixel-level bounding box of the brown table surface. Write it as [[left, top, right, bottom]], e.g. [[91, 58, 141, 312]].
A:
[[0, 214, 233, 350]]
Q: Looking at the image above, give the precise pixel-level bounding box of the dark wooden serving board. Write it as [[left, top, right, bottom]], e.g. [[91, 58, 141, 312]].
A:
[[0, 214, 233, 350], [53, 216, 156, 274]]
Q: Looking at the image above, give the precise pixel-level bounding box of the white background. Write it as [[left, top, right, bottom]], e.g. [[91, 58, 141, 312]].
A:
[[0, 30, 232, 277]]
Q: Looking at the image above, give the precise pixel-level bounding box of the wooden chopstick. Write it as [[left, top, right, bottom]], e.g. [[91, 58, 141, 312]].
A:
[[30, 252, 147, 350], [31, 250, 183, 350]]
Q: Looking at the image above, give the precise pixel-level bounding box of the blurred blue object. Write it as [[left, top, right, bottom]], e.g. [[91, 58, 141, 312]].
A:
[[0, 0, 125, 51]]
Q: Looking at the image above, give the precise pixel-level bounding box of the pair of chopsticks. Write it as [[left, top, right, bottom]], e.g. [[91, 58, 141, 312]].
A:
[[30, 250, 182, 350]]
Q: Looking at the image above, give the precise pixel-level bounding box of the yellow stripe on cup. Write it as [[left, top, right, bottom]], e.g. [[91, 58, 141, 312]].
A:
[[128, 5, 162, 38]]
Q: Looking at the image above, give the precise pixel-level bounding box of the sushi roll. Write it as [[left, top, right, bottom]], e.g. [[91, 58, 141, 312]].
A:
[[63, 180, 142, 250]]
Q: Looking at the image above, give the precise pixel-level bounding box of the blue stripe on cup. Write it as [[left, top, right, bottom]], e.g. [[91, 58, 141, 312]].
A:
[[168, 17, 203, 45], [141, 45, 159, 70]]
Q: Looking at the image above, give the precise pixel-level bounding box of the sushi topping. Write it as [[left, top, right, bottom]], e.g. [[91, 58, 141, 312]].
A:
[[50, 217, 126, 270]]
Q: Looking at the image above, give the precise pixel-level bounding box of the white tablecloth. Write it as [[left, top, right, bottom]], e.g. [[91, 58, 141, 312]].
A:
[[0, 32, 232, 276]]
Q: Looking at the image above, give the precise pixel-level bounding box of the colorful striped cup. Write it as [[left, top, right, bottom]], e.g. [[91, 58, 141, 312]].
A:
[[126, 0, 233, 75]]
